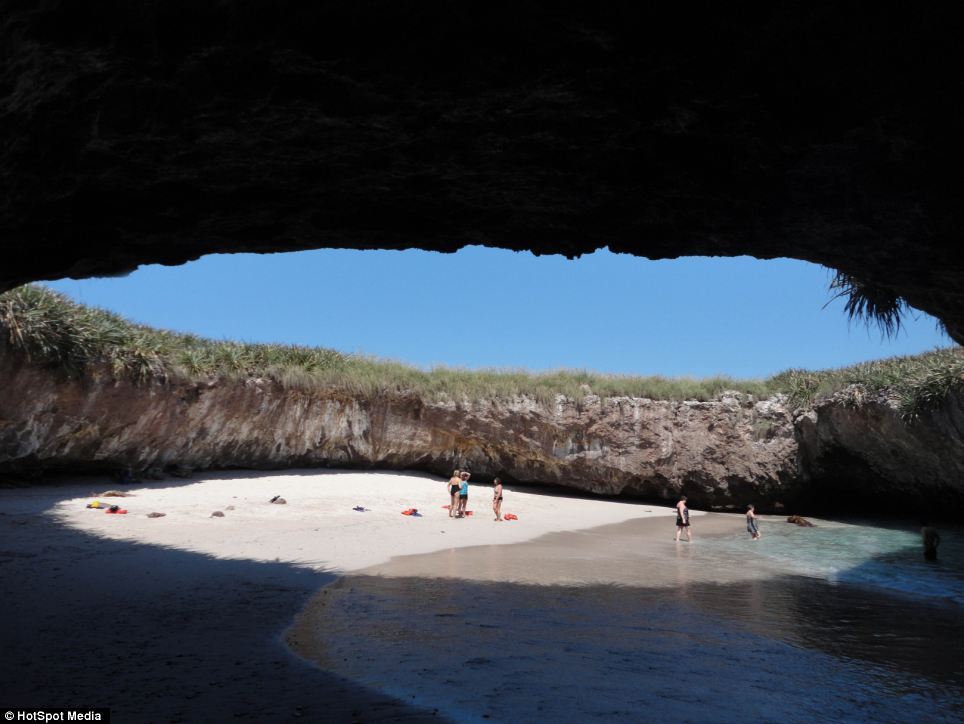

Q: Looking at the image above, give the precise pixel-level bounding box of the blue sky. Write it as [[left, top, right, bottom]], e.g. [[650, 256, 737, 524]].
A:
[[47, 247, 949, 379]]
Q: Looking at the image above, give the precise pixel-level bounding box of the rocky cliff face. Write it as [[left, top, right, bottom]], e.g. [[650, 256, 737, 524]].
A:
[[3, 347, 963, 514], [796, 391, 964, 513]]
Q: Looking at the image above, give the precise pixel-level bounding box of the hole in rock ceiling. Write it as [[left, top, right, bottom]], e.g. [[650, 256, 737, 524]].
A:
[[46, 247, 949, 380]]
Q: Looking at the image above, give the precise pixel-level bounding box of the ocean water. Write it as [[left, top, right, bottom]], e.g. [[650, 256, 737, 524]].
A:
[[297, 518, 964, 722]]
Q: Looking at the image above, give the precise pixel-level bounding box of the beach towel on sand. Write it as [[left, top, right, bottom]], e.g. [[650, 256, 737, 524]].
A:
[[401, 508, 422, 517], [504, 513, 518, 521]]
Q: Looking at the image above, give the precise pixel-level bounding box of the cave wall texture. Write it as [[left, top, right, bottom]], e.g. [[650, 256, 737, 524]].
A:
[[2, 1, 964, 340]]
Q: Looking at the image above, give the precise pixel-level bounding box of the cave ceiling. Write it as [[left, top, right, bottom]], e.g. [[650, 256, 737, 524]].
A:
[[2, 2, 963, 341]]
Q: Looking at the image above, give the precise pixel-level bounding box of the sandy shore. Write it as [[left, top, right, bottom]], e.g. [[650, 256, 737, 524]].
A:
[[52, 469, 683, 572], [0, 469, 683, 721], [354, 511, 750, 586], [284, 513, 964, 723], [286, 511, 753, 677], [6, 470, 955, 722]]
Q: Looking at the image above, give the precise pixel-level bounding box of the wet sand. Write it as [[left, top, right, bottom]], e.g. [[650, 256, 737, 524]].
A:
[[356, 511, 745, 586], [286, 512, 759, 667], [289, 514, 964, 722]]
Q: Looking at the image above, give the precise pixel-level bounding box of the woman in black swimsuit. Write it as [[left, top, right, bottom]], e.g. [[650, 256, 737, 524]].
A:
[[493, 477, 503, 521], [447, 469, 461, 518]]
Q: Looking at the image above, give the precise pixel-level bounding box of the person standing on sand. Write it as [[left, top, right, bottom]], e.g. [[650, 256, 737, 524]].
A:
[[675, 496, 692, 542], [447, 470, 461, 517], [921, 522, 941, 561], [746, 504, 761, 540], [457, 472, 470, 518], [493, 478, 504, 521]]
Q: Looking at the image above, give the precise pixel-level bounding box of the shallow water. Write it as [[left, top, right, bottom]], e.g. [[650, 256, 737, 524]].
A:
[[295, 518, 964, 722], [714, 517, 964, 604]]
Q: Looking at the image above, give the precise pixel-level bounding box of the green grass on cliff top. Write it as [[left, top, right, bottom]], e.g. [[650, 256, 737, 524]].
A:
[[2, 285, 962, 417]]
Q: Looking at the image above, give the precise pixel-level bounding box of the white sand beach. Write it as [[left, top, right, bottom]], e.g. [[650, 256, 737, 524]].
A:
[[53, 469, 684, 572], [0, 469, 684, 721], [4, 471, 959, 721]]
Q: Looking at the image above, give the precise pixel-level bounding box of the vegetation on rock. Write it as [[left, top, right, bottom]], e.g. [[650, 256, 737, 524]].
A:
[[2, 285, 962, 416]]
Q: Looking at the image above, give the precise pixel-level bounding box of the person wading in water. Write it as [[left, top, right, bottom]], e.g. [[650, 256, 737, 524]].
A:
[[746, 504, 761, 540], [675, 495, 692, 542]]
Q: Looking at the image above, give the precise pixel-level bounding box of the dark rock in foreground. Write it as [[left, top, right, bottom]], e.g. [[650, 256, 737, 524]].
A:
[[2, 3, 964, 341]]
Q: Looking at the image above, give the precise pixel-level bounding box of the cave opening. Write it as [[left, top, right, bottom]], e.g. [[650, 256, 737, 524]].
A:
[[41, 246, 949, 380]]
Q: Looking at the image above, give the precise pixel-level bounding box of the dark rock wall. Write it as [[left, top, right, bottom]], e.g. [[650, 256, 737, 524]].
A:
[[3, 347, 963, 514], [2, 2, 964, 340], [796, 391, 964, 514]]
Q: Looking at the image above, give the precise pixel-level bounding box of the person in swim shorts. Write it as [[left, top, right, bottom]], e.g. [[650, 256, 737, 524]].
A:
[[447, 469, 461, 517], [746, 504, 761, 540], [675, 495, 692, 542], [492, 477, 503, 521], [457, 471, 470, 518]]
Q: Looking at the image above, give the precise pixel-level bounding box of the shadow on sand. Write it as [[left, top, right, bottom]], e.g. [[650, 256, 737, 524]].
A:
[[0, 480, 442, 722]]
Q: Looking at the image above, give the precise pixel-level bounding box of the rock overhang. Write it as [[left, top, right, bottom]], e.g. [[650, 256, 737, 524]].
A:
[[2, 2, 963, 341]]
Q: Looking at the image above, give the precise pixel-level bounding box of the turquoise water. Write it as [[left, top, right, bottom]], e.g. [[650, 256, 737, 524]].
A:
[[712, 517, 964, 604], [301, 518, 964, 722]]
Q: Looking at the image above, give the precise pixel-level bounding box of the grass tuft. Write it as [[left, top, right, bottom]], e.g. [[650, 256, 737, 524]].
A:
[[827, 271, 907, 338]]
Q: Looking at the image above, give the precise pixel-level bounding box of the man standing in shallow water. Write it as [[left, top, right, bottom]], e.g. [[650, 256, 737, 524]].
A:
[[746, 504, 761, 540], [675, 495, 692, 542]]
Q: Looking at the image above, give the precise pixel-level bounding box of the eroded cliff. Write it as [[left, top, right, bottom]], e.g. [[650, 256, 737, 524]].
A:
[[796, 390, 964, 513], [3, 345, 962, 514]]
